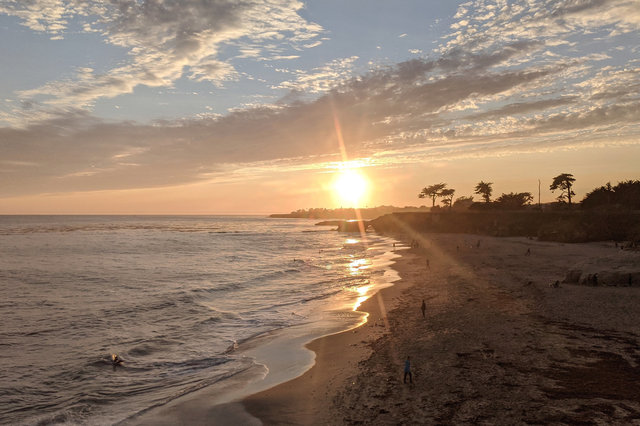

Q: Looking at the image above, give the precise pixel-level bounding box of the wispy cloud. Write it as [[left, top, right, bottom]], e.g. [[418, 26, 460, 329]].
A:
[[439, 0, 640, 55], [1, 0, 639, 197], [273, 56, 360, 93], [0, 0, 324, 124]]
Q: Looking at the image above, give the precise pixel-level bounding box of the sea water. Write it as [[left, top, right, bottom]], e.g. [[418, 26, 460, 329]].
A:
[[0, 216, 399, 425]]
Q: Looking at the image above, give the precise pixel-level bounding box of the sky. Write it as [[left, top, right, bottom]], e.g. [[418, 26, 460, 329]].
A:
[[0, 0, 639, 214]]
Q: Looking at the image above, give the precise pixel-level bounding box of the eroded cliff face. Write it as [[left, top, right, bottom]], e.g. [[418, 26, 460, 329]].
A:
[[314, 220, 370, 232], [368, 211, 640, 244]]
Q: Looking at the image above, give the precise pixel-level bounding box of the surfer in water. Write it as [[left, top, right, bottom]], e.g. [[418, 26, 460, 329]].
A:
[[111, 353, 123, 369]]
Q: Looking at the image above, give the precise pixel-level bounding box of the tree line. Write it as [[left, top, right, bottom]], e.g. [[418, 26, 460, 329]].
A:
[[419, 174, 640, 211], [270, 205, 429, 219]]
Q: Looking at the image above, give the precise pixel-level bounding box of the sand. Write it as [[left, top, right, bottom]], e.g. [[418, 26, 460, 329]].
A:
[[244, 233, 640, 424]]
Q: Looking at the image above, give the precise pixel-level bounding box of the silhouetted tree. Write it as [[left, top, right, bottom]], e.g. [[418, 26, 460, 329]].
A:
[[452, 196, 474, 211], [495, 192, 533, 209], [613, 180, 640, 209], [581, 182, 613, 209], [474, 181, 493, 203], [440, 188, 455, 209], [550, 173, 576, 205], [419, 183, 447, 207], [582, 180, 640, 210]]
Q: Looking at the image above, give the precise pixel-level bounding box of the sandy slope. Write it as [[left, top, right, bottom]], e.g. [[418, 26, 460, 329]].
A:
[[245, 233, 640, 425]]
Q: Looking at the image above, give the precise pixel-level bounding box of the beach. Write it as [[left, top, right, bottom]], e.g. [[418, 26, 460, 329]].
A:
[[244, 233, 640, 424]]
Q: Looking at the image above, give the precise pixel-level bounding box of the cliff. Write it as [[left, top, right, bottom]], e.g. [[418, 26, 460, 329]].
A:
[[368, 210, 640, 244]]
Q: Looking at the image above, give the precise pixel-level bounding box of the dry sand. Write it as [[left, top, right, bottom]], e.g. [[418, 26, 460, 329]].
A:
[[244, 233, 640, 425]]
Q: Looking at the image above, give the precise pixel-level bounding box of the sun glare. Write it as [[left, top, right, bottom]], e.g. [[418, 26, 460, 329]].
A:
[[333, 169, 368, 206]]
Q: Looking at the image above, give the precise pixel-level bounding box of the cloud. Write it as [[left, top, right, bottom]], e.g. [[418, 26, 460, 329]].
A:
[[1, 0, 639, 198], [440, 0, 640, 55], [1, 0, 324, 124], [188, 60, 238, 84], [465, 97, 579, 120], [273, 56, 360, 93]]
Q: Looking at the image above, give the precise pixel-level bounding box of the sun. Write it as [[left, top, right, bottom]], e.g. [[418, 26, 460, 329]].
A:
[[333, 168, 368, 206]]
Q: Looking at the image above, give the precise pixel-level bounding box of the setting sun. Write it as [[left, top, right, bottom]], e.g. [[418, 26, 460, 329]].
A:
[[333, 169, 368, 206]]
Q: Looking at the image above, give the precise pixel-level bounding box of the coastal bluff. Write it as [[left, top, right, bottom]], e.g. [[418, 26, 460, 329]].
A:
[[368, 210, 640, 244], [315, 220, 369, 232]]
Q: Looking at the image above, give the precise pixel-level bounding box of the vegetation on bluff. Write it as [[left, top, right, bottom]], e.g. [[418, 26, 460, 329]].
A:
[[418, 183, 447, 207], [581, 180, 640, 210], [378, 174, 640, 244], [269, 205, 429, 220], [474, 181, 493, 203], [550, 173, 576, 205], [419, 174, 640, 212]]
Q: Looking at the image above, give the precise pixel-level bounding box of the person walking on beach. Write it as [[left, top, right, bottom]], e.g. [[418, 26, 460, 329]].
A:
[[404, 356, 413, 384], [421, 299, 426, 319]]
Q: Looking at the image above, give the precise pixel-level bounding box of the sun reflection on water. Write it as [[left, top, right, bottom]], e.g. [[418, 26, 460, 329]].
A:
[[340, 237, 376, 310], [353, 284, 373, 310], [348, 257, 370, 275]]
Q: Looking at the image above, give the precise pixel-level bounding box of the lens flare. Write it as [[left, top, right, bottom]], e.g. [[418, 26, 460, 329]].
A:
[[333, 168, 368, 206]]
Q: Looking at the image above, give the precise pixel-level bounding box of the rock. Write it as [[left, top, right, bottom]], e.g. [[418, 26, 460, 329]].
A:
[[337, 220, 368, 232], [566, 269, 640, 287], [563, 270, 582, 284], [315, 220, 344, 226], [597, 271, 640, 287]]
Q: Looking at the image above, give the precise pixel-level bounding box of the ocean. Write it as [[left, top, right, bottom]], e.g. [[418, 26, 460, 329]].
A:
[[0, 215, 399, 425]]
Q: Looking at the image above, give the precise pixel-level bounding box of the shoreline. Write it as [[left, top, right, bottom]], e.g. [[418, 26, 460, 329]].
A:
[[241, 241, 415, 424], [129, 231, 640, 424], [243, 232, 640, 424], [125, 234, 404, 425]]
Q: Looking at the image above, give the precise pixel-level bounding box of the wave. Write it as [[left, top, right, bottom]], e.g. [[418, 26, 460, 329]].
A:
[[100, 290, 205, 318], [24, 356, 249, 426], [194, 310, 240, 328], [190, 281, 243, 293], [119, 357, 259, 424], [126, 339, 177, 357], [0, 222, 226, 235]]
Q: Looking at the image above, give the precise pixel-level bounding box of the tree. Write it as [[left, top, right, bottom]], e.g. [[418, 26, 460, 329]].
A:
[[495, 192, 533, 209], [613, 180, 640, 209], [452, 196, 474, 211], [418, 183, 447, 207], [474, 181, 493, 203], [550, 173, 576, 205], [582, 180, 640, 210], [440, 188, 455, 209], [581, 182, 613, 209]]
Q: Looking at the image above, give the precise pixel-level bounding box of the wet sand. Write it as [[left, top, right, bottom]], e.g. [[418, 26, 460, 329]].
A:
[[244, 233, 640, 424]]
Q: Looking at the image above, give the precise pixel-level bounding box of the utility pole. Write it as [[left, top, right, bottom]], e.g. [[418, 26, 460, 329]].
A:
[[538, 179, 541, 208]]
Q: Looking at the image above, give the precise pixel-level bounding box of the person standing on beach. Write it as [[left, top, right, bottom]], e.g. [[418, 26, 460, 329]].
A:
[[421, 300, 426, 319], [404, 356, 413, 384]]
